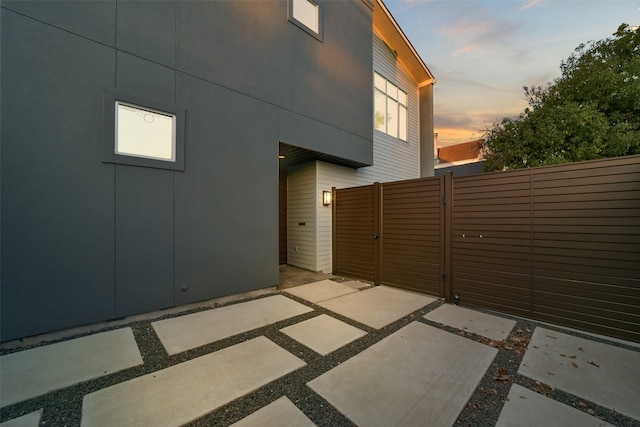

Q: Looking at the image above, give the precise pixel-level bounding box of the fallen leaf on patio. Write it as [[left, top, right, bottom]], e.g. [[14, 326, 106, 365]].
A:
[[588, 361, 600, 367], [560, 353, 566, 357], [546, 335, 557, 339], [587, 409, 595, 415], [578, 347, 584, 352], [532, 345, 539, 349], [494, 374, 511, 382], [569, 355, 576, 359], [572, 362, 578, 368], [579, 401, 588, 407], [547, 371, 556, 376]]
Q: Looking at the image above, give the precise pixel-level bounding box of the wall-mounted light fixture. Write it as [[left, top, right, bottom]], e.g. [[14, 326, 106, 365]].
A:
[[322, 190, 331, 206]]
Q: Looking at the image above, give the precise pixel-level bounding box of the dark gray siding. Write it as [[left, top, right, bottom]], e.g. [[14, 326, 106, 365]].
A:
[[1, 8, 117, 339], [1, 0, 374, 340]]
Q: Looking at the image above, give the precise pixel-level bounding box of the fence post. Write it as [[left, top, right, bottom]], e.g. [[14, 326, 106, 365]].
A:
[[443, 172, 453, 302], [373, 182, 381, 286], [331, 186, 337, 275]]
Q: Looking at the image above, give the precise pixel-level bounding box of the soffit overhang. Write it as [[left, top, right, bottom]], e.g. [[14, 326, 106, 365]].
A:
[[373, 0, 436, 87]]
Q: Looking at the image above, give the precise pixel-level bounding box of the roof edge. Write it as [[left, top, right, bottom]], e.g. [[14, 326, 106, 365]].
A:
[[374, 0, 436, 86]]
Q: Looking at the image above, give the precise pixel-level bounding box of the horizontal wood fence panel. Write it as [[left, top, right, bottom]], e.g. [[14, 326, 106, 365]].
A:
[[534, 182, 640, 197], [533, 278, 640, 303], [333, 185, 376, 282], [532, 162, 640, 182], [534, 239, 640, 252], [451, 169, 533, 316], [533, 267, 638, 288], [533, 173, 640, 189], [379, 177, 443, 296], [531, 155, 640, 342]]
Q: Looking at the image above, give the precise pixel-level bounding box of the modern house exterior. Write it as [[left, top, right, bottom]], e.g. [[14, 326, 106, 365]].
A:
[[1, 0, 435, 341]]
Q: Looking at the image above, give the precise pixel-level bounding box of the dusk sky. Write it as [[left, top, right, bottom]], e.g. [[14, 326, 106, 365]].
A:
[[384, 0, 640, 146]]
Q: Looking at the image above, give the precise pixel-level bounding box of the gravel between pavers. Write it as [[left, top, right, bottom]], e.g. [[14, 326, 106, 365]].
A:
[[1, 291, 638, 427]]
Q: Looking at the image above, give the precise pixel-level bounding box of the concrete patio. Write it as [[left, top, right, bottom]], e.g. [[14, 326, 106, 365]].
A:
[[1, 278, 638, 426]]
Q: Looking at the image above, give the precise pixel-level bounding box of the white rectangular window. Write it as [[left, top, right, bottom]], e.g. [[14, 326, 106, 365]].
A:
[[373, 72, 408, 141], [115, 102, 176, 162], [292, 0, 319, 34]]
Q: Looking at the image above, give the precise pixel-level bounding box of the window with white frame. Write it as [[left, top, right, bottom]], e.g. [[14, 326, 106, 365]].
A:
[[374, 72, 408, 141], [102, 89, 185, 171], [289, 0, 322, 40]]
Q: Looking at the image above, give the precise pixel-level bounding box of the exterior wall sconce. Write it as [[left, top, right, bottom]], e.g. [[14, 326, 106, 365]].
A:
[[322, 190, 331, 206]]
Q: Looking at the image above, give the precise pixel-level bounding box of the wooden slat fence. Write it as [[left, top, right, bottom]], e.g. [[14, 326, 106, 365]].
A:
[[332, 154, 640, 342]]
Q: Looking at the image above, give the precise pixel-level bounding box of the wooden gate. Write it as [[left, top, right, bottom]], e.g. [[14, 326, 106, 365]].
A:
[[451, 169, 533, 318], [333, 177, 445, 297], [450, 157, 640, 342], [379, 178, 444, 296], [332, 184, 377, 282]]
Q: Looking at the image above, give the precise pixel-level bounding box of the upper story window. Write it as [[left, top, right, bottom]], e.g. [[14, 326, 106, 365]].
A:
[[374, 72, 408, 141], [289, 0, 323, 41]]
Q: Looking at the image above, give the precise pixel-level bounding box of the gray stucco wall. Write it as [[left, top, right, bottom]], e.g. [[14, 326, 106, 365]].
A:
[[1, 0, 373, 340]]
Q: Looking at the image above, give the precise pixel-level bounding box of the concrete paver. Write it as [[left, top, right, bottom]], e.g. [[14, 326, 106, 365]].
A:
[[496, 384, 614, 427], [308, 322, 498, 427], [0, 328, 142, 408], [280, 314, 367, 356], [0, 410, 43, 427], [80, 336, 306, 427], [152, 295, 313, 355], [424, 304, 516, 341], [318, 286, 437, 329], [519, 327, 640, 420], [284, 280, 357, 303], [230, 396, 316, 427]]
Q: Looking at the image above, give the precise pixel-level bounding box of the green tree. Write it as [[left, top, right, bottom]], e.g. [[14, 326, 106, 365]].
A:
[[483, 24, 640, 172]]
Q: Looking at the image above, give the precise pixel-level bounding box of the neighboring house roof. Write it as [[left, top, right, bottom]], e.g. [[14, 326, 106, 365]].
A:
[[437, 139, 484, 164], [373, 0, 436, 87]]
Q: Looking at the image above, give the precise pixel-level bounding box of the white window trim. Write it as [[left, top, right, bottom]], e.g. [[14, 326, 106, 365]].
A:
[[374, 72, 408, 141], [288, 0, 323, 41], [102, 89, 185, 171]]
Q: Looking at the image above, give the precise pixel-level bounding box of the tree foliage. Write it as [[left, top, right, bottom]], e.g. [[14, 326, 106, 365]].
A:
[[483, 24, 640, 172]]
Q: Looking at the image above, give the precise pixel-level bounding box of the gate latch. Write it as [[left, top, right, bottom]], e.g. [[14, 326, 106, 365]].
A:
[[374, 234, 379, 239]]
